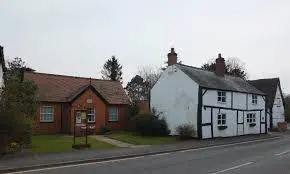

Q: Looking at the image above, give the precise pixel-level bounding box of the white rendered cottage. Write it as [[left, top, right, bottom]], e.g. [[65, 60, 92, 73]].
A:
[[249, 78, 285, 129], [151, 48, 267, 139]]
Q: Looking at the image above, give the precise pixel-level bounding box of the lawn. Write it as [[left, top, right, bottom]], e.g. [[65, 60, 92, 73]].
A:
[[107, 131, 177, 145], [30, 135, 115, 153]]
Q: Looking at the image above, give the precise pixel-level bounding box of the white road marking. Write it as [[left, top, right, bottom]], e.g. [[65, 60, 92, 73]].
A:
[[209, 162, 254, 174], [180, 137, 279, 153], [4, 137, 279, 174], [275, 150, 290, 156]]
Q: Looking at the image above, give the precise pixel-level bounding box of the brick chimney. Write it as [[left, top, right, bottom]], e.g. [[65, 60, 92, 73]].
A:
[[167, 48, 177, 66], [215, 53, 226, 76]]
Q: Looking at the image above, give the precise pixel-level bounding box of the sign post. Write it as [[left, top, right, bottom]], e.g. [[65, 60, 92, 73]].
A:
[[72, 109, 91, 149]]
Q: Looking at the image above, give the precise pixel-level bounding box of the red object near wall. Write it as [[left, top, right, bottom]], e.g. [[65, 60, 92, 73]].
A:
[[277, 122, 288, 132]]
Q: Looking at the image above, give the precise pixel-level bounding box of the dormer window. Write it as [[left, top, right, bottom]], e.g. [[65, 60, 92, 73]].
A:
[[252, 95, 258, 104], [217, 91, 226, 103]]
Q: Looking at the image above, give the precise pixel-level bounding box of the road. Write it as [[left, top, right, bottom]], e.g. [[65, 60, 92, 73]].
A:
[[8, 135, 290, 174]]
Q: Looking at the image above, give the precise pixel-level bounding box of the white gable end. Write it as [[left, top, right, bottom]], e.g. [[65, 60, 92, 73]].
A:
[[272, 85, 285, 127], [151, 65, 199, 136]]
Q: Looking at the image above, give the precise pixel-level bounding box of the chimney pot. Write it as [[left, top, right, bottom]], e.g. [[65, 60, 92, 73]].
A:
[[167, 47, 177, 66]]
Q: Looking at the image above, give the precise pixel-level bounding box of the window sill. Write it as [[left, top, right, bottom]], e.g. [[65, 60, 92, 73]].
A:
[[40, 121, 54, 123], [249, 123, 256, 127], [108, 120, 119, 122], [218, 125, 228, 130]]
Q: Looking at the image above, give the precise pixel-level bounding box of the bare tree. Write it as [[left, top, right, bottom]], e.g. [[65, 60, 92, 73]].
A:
[[138, 66, 162, 90], [125, 66, 161, 102]]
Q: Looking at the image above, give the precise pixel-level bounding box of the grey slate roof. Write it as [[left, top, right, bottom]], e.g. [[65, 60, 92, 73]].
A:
[[175, 64, 265, 95], [248, 78, 283, 108]]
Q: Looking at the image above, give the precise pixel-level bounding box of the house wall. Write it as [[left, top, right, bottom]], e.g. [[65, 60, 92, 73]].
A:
[[272, 86, 285, 127], [70, 88, 107, 134], [202, 89, 266, 138], [151, 65, 199, 136], [106, 105, 126, 130], [35, 88, 126, 134], [34, 102, 62, 134]]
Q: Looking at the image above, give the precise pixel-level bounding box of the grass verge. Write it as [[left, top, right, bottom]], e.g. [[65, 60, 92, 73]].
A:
[[107, 131, 177, 145], [30, 135, 115, 153]]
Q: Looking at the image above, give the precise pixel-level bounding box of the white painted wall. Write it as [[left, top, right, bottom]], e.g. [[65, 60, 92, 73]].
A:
[[215, 110, 237, 137], [151, 66, 266, 139], [232, 92, 246, 110], [272, 86, 285, 127], [244, 111, 261, 135], [202, 90, 266, 138], [247, 94, 265, 110], [150, 65, 199, 136], [203, 90, 231, 108]]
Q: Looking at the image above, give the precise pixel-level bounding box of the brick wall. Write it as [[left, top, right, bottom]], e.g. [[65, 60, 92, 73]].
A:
[[34, 102, 62, 134], [70, 88, 107, 134], [106, 105, 126, 130], [136, 100, 150, 114], [34, 88, 127, 134]]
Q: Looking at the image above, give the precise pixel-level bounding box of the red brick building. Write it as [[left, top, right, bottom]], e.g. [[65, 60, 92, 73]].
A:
[[24, 72, 129, 134]]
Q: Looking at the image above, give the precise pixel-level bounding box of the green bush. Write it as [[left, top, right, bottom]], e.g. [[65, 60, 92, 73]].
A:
[[100, 125, 110, 135], [124, 102, 140, 131], [0, 57, 38, 154], [131, 111, 170, 136], [176, 124, 195, 140]]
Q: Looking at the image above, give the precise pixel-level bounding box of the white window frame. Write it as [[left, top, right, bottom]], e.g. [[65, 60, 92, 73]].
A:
[[40, 106, 54, 122], [87, 108, 95, 123], [217, 113, 226, 126], [246, 113, 256, 123], [217, 91, 226, 103], [252, 95, 258, 105], [108, 106, 118, 121]]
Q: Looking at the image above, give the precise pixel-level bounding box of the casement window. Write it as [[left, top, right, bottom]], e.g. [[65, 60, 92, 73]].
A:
[[252, 95, 258, 104], [40, 106, 54, 122], [87, 108, 95, 123], [246, 113, 256, 123], [217, 113, 226, 126], [108, 106, 118, 121], [217, 91, 226, 103]]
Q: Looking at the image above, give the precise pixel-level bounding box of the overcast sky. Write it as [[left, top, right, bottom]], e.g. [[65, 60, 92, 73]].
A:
[[1, 0, 290, 93]]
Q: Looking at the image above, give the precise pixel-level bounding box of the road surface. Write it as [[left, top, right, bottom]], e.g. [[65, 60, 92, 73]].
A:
[[7, 134, 290, 174]]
